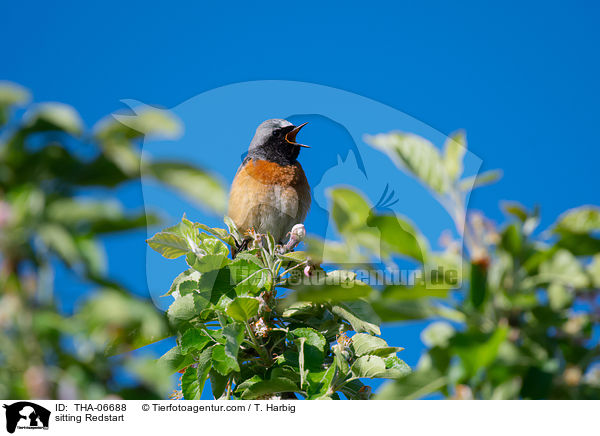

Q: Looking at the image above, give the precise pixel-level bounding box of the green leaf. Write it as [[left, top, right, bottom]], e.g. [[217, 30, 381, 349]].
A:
[[470, 261, 487, 309], [588, 255, 600, 288], [502, 201, 529, 222], [38, 223, 80, 266], [228, 255, 270, 295], [306, 364, 337, 398], [459, 169, 502, 191], [209, 370, 229, 399], [340, 379, 370, 400], [234, 375, 263, 394], [351, 333, 402, 357], [451, 327, 508, 377], [380, 356, 411, 379], [241, 377, 299, 400], [421, 321, 455, 348], [181, 328, 212, 354], [366, 213, 427, 263], [0, 81, 30, 126], [554, 206, 600, 234], [500, 223, 522, 257], [329, 188, 372, 235], [110, 108, 182, 139], [538, 249, 588, 288], [211, 323, 244, 375], [547, 282, 573, 311], [371, 298, 437, 322], [443, 130, 466, 181], [186, 237, 230, 273], [147, 231, 190, 259], [291, 328, 327, 368], [278, 251, 309, 263], [366, 132, 448, 194], [331, 301, 381, 335], [182, 347, 213, 399], [226, 297, 259, 322], [555, 231, 600, 256], [375, 369, 447, 400], [290, 271, 372, 303], [146, 161, 227, 213], [211, 345, 239, 375], [197, 223, 236, 247], [0, 81, 31, 107], [157, 346, 194, 374], [165, 269, 202, 297], [351, 355, 386, 378], [224, 216, 243, 245], [167, 293, 209, 324], [24, 102, 83, 135]]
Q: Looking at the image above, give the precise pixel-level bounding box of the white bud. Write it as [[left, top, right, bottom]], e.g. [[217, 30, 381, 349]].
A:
[[290, 224, 306, 240]]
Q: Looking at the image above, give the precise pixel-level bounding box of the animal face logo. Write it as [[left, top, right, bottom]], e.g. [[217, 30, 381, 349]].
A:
[[3, 402, 50, 433]]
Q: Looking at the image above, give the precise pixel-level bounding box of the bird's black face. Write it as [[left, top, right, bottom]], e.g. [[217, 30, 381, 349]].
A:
[[248, 119, 309, 165]]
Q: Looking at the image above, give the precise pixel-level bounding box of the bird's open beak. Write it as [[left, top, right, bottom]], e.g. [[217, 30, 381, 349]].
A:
[[285, 122, 309, 148]]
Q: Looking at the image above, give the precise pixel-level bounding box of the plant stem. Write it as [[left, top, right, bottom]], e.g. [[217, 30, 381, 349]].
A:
[[245, 322, 270, 365]]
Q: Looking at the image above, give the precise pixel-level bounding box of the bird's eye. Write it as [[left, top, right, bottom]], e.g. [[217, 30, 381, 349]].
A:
[[273, 129, 281, 138]]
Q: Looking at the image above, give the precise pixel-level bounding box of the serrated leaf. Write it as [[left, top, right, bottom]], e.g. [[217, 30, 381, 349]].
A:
[[24, 102, 83, 135], [157, 346, 194, 374], [181, 328, 212, 354], [547, 282, 573, 311], [211, 344, 240, 375], [167, 293, 209, 324], [241, 377, 299, 399], [147, 161, 227, 213], [186, 237, 230, 273], [209, 370, 229, 399], [290, 272, 372, 304], [329, 188, 372, 235], [375, 369, 446, 400], [443, 130, 466, 181], [351, 355, 386, 378], [331, 301, 381, 335], [211, 323, 244, 375], [228, 255, 270, 296], [380, 356, 411, 379], [182, 346, 213, 399], [226, 297, 259, 322], [165, 269, 202, 297], [367, 132, 448, 194], [366, 213, 427, 263], [351, 333, 402, 357], [0, 81, 31, 107], [554, 206, 600, 234], [197, 223, 236, 247], [278, 251, 309, 263], [291, 328, 327, 369], [421, 321, 455, 348], [147, 231, 189, 259], [459, 170, 502, 191], [538, 249, 588, 288]]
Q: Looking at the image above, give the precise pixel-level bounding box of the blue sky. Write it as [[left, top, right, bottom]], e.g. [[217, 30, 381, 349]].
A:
[[3, 1, 599, 397]]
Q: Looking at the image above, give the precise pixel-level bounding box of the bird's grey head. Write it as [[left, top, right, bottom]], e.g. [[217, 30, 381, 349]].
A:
[[247, 118, 309, 165]]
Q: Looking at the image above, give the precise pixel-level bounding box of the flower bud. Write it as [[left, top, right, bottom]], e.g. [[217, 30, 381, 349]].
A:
[[284, 224, 306, 251], [290, 224, 306, 240]]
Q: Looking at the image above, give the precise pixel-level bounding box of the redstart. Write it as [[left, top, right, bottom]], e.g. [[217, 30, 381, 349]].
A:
[[227, 119, 311, 252]]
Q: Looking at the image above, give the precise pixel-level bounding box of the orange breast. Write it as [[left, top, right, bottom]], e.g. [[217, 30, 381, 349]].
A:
[[227, 158, 311, 242], [242, 159, 306, 186]]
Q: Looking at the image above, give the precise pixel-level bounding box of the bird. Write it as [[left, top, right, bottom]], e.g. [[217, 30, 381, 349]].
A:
[[227, 119, 311, 255]]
